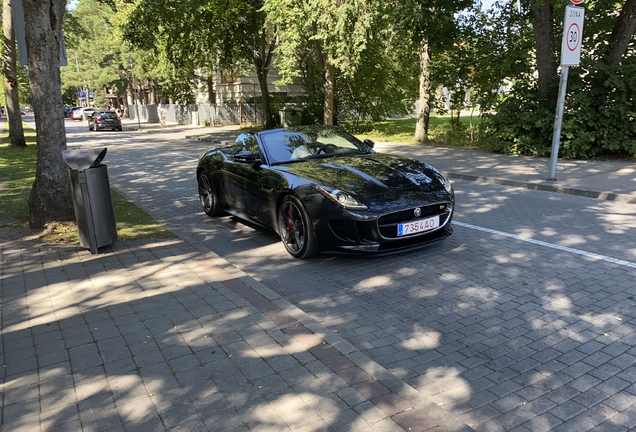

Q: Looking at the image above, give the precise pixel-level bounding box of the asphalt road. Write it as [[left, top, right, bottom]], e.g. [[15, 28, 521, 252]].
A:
[[61, 119, 636, 432]]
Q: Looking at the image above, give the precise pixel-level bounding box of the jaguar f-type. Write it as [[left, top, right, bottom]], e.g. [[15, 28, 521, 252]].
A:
[[196, 126, 454, 258]]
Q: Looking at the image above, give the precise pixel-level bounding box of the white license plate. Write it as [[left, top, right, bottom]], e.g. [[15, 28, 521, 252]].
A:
[[397, 215, 440, 237]]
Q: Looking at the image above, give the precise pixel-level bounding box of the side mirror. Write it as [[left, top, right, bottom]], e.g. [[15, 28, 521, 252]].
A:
[[363, 139, 375, 149], [234, 151, 263, 170], [234, 150, 256, 162]]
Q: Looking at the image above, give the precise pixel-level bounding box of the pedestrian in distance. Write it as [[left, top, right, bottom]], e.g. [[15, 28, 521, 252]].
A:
[[157, 103, 166, 127]]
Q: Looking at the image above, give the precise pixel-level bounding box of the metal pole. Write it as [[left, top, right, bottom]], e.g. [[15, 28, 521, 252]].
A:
[[129, 52, 141, 130], [547, 65, 569, 181]]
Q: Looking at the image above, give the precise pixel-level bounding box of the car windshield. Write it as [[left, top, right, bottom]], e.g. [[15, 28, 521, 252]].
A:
[[98, 112, 118, 119], [261, 127, 370, 164]]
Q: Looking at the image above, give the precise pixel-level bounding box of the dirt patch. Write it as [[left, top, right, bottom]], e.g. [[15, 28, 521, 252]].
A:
[[0, 218, 77, 243]]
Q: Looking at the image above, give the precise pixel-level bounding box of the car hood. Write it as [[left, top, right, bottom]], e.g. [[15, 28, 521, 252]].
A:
[[279, 154, 450, 200]]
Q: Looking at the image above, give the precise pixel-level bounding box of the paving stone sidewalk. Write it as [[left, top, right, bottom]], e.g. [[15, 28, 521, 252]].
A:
[[1, 235, 471, 431], [5, 120, 636, 431]]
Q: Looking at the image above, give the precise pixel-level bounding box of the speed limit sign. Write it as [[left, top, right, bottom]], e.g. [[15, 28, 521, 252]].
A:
[[561, 5, 585, 66]]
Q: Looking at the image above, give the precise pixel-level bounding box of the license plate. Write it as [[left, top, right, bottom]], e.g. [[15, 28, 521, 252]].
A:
[[397, 215, 440, 236]]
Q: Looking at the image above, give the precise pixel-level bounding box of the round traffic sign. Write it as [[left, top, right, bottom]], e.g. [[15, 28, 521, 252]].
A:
[[571, 0, 584, 4], [566, 22, 581, 51]]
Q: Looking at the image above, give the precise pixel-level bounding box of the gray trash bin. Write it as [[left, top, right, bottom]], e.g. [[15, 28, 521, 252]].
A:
[[62, 148, 117, 254]]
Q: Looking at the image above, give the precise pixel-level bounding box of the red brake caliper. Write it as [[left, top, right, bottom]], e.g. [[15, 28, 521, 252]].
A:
[[286, 208, 292, 231]]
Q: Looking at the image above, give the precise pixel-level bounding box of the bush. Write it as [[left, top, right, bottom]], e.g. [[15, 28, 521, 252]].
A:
[[483, 61, 636, 160]]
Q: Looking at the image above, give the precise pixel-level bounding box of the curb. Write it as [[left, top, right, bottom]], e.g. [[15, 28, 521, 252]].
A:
[[447, 173, 636, 204]]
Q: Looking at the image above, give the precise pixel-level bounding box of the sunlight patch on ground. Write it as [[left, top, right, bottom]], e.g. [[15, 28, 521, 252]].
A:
[[414, 366, 472, 407], [400, 331, 441, 351], [543, 295, 572, 313], [353, 275, 393, 291]]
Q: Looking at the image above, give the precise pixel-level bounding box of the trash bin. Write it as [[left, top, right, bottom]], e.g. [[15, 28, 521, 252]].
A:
[[280, 107, 303, 127], [61, 148, 117, 254]]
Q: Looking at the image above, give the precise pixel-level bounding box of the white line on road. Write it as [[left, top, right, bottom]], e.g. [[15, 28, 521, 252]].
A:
[[455, 221, 636, 269]]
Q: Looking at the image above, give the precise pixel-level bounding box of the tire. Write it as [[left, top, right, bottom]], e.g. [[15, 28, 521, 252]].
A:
[[198, 173, 221, 216], [278, 195, 318, 259]]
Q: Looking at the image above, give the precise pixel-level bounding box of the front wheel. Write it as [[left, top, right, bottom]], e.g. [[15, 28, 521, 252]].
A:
[[198, 173, 221, 216], [278, 196, 318, 259]]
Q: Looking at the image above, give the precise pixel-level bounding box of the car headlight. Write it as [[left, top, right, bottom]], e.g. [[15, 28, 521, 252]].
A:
[[314, 186, 368, 210], [435, 173, 453, 194]]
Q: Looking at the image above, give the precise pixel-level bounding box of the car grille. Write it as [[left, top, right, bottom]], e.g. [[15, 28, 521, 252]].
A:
[[378, 203, 448, 225], [378, 202, 451, 239]]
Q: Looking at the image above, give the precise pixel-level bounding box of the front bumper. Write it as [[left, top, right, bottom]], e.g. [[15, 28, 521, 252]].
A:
[[315, 200, 454, 254]]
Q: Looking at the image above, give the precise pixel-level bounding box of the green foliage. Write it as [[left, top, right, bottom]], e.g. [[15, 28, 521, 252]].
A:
[[336, 25, 419, 126], [484, 59, 636, 159], [471, 0, 636, 159], [560, 60, 636, 158], [481, 77, 555, 156], [264, 0, 419, 125], [61, 0, 128, 104]]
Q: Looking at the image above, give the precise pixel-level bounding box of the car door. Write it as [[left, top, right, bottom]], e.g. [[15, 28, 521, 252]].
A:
[[221, 133, 263, 217]]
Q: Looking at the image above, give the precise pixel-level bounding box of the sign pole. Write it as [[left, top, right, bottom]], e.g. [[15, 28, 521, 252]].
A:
[[547, 66, 569, 181], [547, 4, 584, 181]]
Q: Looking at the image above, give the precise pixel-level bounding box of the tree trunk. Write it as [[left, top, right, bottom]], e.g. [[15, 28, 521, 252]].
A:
[[529, 0, 558, 108], [414, 35, 431, 144], [253, 34, 276, 129], [605, 0, 636, 67], [3, 0, 25, 148], [255, 63, 273, 129], [323, 61, 335, 126], [24, 0, 74, 228]]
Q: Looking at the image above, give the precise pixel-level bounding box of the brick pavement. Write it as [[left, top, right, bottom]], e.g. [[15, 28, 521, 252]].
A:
[[1, 235, 470, 431], [4, 120, 636, 431]]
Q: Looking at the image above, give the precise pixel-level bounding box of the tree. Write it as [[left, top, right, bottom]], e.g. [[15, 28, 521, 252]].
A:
[[430, 1, 532, 139], [528, 0, 557, 108], [23, 0, 74, 228], [483, 0, 636, 158], [604, 0, 636, 67], [3, 0, 26, 148], [391, 0, 473, 143], [264, 0, 386, 125], [62, 0, 130, 109], [119, 0, 278, 127]]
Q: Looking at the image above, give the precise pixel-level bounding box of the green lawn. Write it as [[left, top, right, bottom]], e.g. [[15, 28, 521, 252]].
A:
[[0, 119, 176, 243], [346, 114, 485, 147]]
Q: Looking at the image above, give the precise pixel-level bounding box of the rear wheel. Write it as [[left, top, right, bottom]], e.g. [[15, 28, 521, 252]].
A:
[[278, 196, 318, 259], [198, 173, 221, 216]]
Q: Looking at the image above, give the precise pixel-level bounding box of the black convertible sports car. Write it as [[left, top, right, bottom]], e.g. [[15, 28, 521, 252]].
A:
[[196, 126, 454, 258]]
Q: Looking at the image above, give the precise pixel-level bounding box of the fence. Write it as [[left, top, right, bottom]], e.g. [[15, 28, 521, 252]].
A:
[[126, 103, 264, 127]]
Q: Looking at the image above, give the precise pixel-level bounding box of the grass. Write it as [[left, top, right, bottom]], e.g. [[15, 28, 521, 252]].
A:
[[348, 114, 485, 148], [241, 113, 486, 147], [0, 119, 176, 243]]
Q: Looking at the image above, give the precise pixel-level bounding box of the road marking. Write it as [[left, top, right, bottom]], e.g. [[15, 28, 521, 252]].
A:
[[455, 221, 636, 269]]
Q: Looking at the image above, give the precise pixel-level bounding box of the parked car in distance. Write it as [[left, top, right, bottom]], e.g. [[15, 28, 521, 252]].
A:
[[71, 107, 96, 120], [88, 111, 122, 131], [197, 125, 455, 258], [64, 106, 79, 118]]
